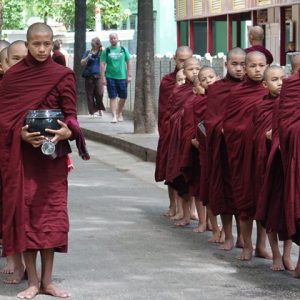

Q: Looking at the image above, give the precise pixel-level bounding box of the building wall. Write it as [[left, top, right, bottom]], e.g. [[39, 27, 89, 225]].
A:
[[120, 0, 177, 55]]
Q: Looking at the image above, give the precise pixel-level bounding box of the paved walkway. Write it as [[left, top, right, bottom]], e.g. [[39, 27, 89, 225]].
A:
[[79, 113, 158, 163]]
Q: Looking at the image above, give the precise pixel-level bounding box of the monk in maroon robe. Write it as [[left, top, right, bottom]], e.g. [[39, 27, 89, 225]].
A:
[[0, 23, 89, 299], [245, 26, 273, 65], [205, 47, 245, 251], [254, 66, 294, 272], [155, 46, 192, 218], [223, 51, 269, 261], [165, 57, 200, 226], [278, 67, 300, 278]]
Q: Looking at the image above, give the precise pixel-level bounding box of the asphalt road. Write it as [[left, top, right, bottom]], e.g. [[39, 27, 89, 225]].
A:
[[1, 140, 300, 300]]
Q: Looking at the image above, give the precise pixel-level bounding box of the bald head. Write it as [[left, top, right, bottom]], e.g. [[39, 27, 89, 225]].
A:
[[26, 22, 53, 41], [245, 51, 266, 65], [198, 66, 218, 90], [0, 40, 10, 52], [183, 57, 201, 69], [226, 47, 246, 61], [249, 26, 264, 44], [174, 46, 193, 70], [175, 46, 193, 57], [263, 65, 285, 81], [7, 40, 28, 67], [291, 53, 300, 74], [0, 47, 9, 74]]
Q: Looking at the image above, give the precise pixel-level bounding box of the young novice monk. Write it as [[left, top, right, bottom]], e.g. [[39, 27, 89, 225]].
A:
[[254, 66, 294, 272], [176, 69, 186, 86], [223, 51, 270, 261], [276, 59, 300, 278], [205, 47, 245, 250], [1, 41, 28, 285], [155, 46, 193, 219], [0, 23, 89, 299], [165, 57, 201, 227], [6, 40, 28, 68]]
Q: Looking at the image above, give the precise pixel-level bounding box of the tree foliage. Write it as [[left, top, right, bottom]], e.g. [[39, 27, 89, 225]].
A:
[[3, 0, 25, 30], [2, 0, 127, 31]]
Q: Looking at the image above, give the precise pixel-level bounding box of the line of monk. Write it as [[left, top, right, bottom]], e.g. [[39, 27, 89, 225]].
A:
[[0, 23, 89, 299], [155, 29, 300, 277]]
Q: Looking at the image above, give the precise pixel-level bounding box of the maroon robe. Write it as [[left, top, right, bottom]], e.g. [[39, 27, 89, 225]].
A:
[[155, 69, 177, 182], [223, 76, 268, 219], [0, 52, 89, 256], [278, 71, 300, 244], [205, 75, 242, 215], [165, 80, 194, 192], [180, 93, 204, 197], [52, 50, 66, 66], [255, 97, 287, 239], [245, 45, 273, 65]]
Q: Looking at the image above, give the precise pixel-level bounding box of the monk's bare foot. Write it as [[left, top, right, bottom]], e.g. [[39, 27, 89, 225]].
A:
[[3, 267, 24, 284], [219, 230, 225, 243], [175, 219, 190, 227], [190, 214, 199, 221], [40, 283, 71, 298], [0, 264, 14, 274], [163, 208, 176, 218], [255, 247, 272, 260], [271, 256, 285, 271], [193, 223, 206, 233], [206, 220, 213, 231], [208, 231, 222, 243], [283, 255, 295, 271], [17, 285, 39, 299], [235, 238, 244, 249], [170, 213, 184, 221], [218, 238, 234, 251], [237, 247, 253, 261]]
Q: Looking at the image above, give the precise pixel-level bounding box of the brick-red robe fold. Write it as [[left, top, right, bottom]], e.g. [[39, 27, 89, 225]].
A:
[[205, 75, 242, 215], [223, 76, 268, 219], [0, 53, 89, 256], [278, 71, 300, 244], [155, 69, 177, 182], [180, 93, 205, 197], [255, 97, 288, 239], [165, 80, 194, 185]]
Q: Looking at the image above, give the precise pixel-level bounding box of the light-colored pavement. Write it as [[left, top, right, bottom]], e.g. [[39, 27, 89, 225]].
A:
[[1, 140, 300, 300], [79, 114, 158, 162]]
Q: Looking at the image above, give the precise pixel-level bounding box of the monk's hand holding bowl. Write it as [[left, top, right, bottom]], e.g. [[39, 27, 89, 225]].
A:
[[45, 120, 72, 145], [21, 125, 45, 148], [265, 129, 272, 140]]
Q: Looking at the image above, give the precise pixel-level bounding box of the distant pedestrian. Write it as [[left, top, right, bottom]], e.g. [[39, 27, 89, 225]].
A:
[[81, 37, 105, 117], [52, 39, 66, 66], [100, 33, 132, 123], [57, 38, 69, 66]]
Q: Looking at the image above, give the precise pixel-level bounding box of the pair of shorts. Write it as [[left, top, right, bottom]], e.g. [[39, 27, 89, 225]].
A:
[[106, 77, 128, 99]]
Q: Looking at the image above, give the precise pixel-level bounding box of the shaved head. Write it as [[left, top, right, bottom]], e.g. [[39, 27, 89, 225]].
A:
[[263, 65, 285, 81], [199, 66, 217, 76], [227, 47, 246, 61], [175, 46, 193, 57], [26, 22, 53, 41], [7, 40, 28, 67], [245, 51, 266, 65], [248, 26, 264, 42], [183, 57, 201, 69], [0, 40, 10, 52], [291, 53, 300, 74]]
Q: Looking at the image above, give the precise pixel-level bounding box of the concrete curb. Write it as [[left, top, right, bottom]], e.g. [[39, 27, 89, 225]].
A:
[[82, 128, 157, 163]]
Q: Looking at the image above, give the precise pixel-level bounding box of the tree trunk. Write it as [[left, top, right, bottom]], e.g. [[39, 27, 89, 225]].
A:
[[74, 0, 87, 114], [133, 0, 156, 133], [0, 0, 3, 38]]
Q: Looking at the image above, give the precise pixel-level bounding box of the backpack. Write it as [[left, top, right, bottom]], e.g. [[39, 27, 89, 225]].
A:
[[106, 46, 125, 59]]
